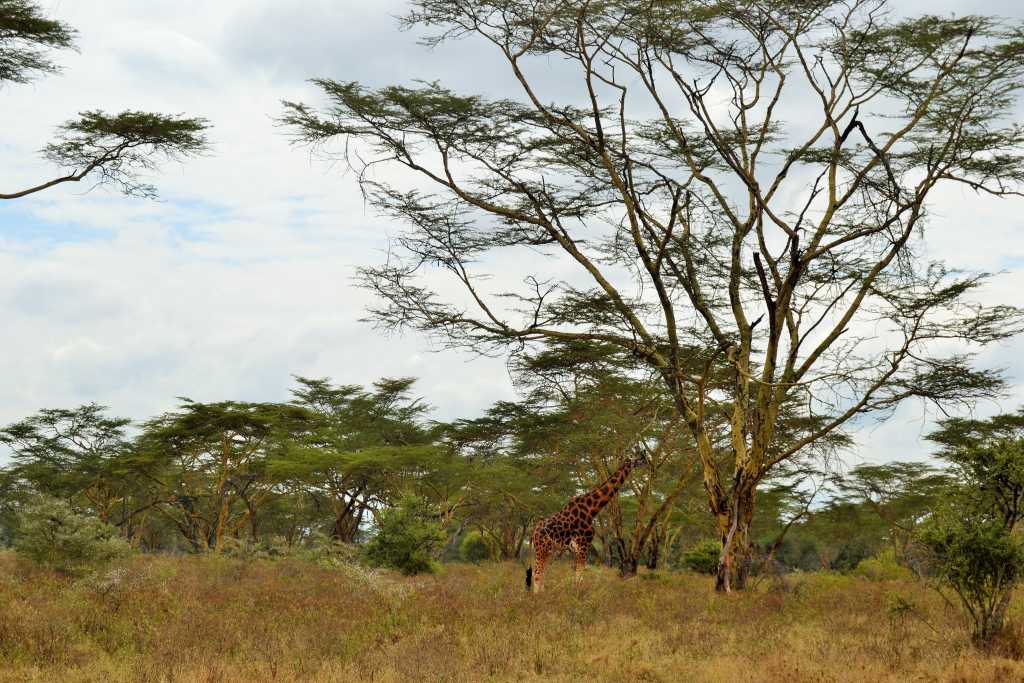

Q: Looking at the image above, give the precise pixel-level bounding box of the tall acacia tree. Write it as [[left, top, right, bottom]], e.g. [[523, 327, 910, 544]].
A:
[[1, 0, 208, 200], [283, 1, 1024, 591]]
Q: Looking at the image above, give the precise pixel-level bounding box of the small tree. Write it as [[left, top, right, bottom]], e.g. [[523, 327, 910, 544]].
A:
[[365, 495, 446, 575], [928, 410, 1024, 531], [919, 410, 1024, 646], [13, 495, 130, 576], [918, 507, 1024, 646]]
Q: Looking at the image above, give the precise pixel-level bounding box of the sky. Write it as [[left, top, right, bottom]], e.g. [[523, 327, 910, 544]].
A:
[[2, 0, 1024, 466]]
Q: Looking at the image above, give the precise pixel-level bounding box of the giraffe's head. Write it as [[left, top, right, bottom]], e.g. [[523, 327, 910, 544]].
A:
[[630, 445, 651, 469]]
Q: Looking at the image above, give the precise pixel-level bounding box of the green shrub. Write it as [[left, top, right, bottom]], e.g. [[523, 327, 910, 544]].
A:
[[218, 533, 364, 571], [774, 535, 823, 571], [300, 532, 362, 569], [852, 548, 914, 581], [459, 531, 494, 563], [681, 538, 720, 575], [831, 539, 874, 572], [919, 511, 1024, 646], [364, 495, 445, 575], [13, 496, 130, 576]]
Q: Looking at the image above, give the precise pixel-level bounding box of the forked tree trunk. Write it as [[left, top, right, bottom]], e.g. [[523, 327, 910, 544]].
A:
[[715, 483, 757, 592], [975, 586, 1016, 647]]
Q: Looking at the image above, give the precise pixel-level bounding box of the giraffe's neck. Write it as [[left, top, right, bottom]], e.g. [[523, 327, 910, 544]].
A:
[[575, 459, 636, 518]]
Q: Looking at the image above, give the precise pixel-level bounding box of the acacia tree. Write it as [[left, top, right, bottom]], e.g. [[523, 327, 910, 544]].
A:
[[128, 401, 316, 551], [284, 1, 1024, 591], [0, 404, 133, 526], [1, 0, 208, 200], [442, 399, 560, 559], [836, 461, 951, 559], [927, 409, 1024, 531], [275, 376, 458, 541]]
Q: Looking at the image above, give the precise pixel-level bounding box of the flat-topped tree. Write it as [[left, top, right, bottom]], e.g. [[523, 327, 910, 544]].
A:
[[0, 0, 208, 200], [283, 1, 1024, 591]]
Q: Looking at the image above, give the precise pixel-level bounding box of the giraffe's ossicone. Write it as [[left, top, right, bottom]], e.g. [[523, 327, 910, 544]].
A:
[[526, 451, 647, 593]]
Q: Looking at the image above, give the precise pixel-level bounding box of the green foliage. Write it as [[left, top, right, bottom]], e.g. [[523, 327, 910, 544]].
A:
[[130, 399, 319, 552], [42, 110, 210, 198], [919, 509, 1024, 645], [681, 539, 721, 575], [217, 533, 362, 569], [0, 404, 131, 516], [837, 461, 952, 558], [365, 495, 445, 575], [459, 531, 494, 563], [13, 496, 130, 575], [0, 0, 75, 85], [928, 410, 1024, 529], [832, 539, 875, 573], [275, 376, 448, 545], [853, 549, 915, 582], [795, 502, 888, 571], [774, 535, 824, 572]]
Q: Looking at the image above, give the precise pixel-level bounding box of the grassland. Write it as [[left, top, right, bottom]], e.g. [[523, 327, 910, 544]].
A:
[[1, 551, 1023, 682]]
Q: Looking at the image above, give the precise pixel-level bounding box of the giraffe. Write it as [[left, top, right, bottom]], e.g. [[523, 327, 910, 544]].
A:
[[526, 450, 647, 593]]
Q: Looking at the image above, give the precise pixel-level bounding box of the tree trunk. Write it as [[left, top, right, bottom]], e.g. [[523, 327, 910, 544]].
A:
[[715, 484, 756, 592], [646, 532, 660, 570], [976, 587, 1015, 647], [514, 523, 527, 560]]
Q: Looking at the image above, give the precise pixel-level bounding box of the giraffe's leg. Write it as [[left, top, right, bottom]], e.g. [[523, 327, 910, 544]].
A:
[[569, 538, 587, 588], [532, 545, 550, 594]]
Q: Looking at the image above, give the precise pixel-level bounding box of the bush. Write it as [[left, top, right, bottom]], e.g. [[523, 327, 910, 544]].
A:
[[13, 496, 130, 576], [459, 531, 494, 563], [774, 535, 823, 571], [852, 548, 915, 581], [300, 532, 362, 568], [364, 495, 445, 575], [919, 511, 1024, 646], [831, 539, 874, 572], [681, 538, 720, 575], [218, 533, 362, 569]]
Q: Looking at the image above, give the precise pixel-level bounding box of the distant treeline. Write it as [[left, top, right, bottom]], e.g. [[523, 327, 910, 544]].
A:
[[0, 362, 995, 578]]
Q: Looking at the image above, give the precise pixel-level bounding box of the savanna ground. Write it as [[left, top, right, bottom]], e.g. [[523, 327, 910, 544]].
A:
[[1, 551, 1023, 683]]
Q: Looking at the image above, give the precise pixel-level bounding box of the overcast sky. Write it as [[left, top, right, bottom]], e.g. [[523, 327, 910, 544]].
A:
[[2, 0, 1024, 466]]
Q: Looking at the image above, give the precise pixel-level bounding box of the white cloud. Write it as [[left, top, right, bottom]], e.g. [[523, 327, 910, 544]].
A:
[[1, 0, 1023, 472]]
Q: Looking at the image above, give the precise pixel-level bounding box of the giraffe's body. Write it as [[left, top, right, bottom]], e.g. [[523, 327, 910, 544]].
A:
[[527, 454, 645, 593]]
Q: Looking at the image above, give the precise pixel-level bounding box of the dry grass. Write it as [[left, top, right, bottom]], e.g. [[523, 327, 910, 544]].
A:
[[1, 551, 1023, 682]]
